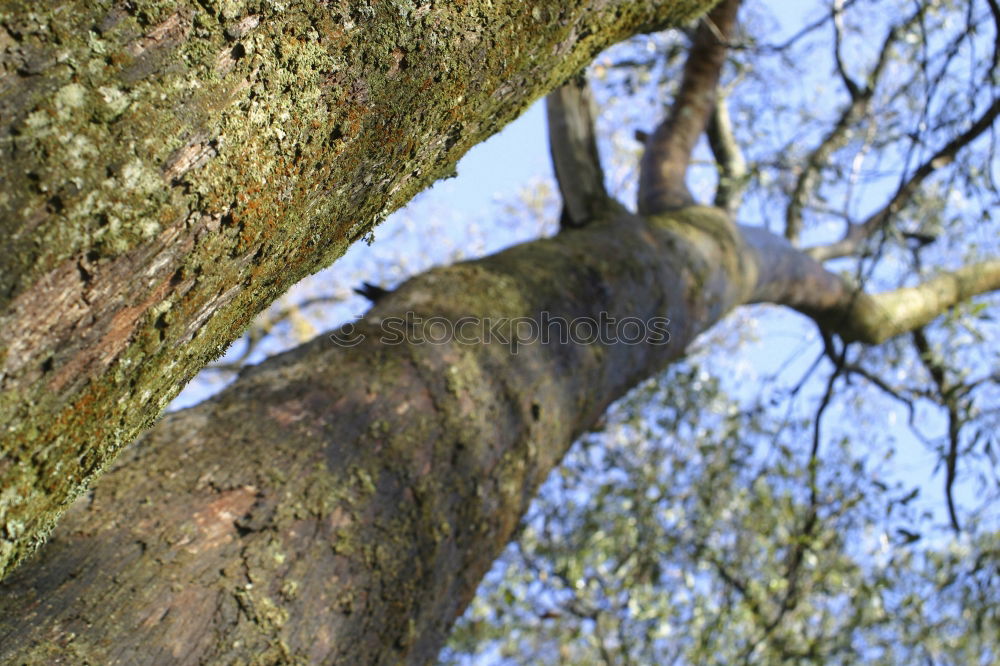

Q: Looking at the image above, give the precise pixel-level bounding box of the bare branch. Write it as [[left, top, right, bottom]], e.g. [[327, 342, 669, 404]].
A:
[[841, 361, 915, 417], [832, 260, 1000, 343], [831, 0, 861, 99], [546, 75, 620, 228], [783, 96, 869, 245], [912, 329, 962, 532], [989, 0, 1000, 72], [784, 6, 923, 244], [807, 96, 1000, 261], [735, 0, 863, 54], [638, 0, 741, 214]]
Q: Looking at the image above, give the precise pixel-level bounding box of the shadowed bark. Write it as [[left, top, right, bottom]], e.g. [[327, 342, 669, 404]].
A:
[[0, 0, 719, 579], [0, 205, 750, 664], [546, 77, 622, 227]]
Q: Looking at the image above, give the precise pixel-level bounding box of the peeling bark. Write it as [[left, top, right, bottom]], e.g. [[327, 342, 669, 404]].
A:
[[0, 0, 720, 578]]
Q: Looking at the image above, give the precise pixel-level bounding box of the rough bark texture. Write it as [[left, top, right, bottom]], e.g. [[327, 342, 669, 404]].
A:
[[0, 205, 753, 665], [0, 0, 720, 579]]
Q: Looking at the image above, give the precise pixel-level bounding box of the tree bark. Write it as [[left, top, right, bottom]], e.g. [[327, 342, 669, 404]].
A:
[[3, 202, 995, 663], [0, 0, 720, 578]]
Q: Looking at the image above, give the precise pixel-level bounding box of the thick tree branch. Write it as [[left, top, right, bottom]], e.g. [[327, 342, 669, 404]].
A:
[[0, 206, 754, 664], [746, 225, 1000, 343], [546, 76, 623, 228], [207, 294, 349, 373], [638, 0, 741, 214]]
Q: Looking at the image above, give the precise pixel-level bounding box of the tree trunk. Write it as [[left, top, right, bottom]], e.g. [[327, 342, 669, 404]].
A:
[[0, 206, 753, 664], [0, 0, 719, 578]]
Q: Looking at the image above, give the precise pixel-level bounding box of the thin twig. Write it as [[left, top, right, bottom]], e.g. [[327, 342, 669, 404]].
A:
[[807, 96, 1000, 261], [912, 328, 963, 532]]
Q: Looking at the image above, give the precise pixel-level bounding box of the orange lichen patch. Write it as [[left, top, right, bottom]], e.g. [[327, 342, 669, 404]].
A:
[[107, 50, 131, 67], [48, 379, 110, 442]]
